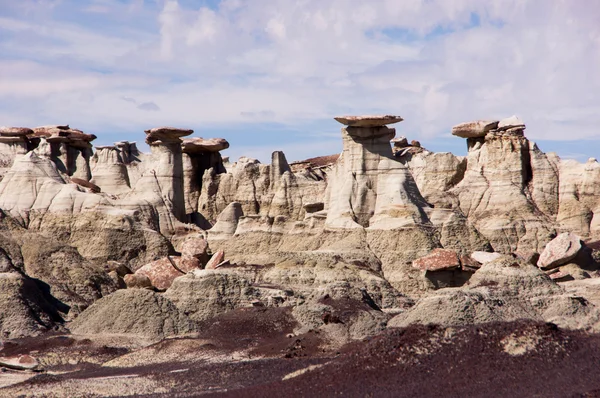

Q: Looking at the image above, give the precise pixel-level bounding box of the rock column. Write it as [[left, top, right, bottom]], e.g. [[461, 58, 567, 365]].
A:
[[325, 115, 430, 229]]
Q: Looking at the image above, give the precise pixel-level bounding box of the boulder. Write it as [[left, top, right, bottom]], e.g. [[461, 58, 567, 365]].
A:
[[205, 250, 225, 270], [135, 256, 201, 290], [0, 355, 39, 371], [412, 249, 460, 272], [537, 233, 582, 270], [451, 120, 499, 138], [123, 273, 152, 289], [180, 237, 209, 263], [471, 251, 503, 264], [334, 115, 403, 127]]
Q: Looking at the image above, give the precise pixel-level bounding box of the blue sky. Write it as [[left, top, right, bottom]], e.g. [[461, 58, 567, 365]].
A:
[[0, 0, 599, 162]]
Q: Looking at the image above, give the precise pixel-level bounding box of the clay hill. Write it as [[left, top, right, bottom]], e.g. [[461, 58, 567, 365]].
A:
[[1, 116, 600, 396]]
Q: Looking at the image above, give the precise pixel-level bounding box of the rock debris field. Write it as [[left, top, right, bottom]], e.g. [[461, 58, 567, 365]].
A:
[[1, 116, 600, 396]]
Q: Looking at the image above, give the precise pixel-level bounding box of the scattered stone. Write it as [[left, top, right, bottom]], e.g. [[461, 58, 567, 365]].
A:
[[104, 261, 132, 277], [538, 233, 582, 270], [514, 251, 540, 266], [135, 256, 201, 290], [180, 237, 209, 264], [451, 120, 499, 138], [410, 140, 421, 148], [549, 270, 574, 282], [413, 249, 460, 272], [124, 274, 153, 289], [205, 250, 225, 270], [303, 202, 325, 213], [333, 115, 403, 127], [471, 251, 503, 264], [0, 355, 39, 371], [70, 177, 101, 193], [460, 255, 482, 271]]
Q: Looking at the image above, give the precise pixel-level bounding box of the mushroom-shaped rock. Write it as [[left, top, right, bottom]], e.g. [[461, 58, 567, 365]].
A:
[[451, 120, 499, 138], [497, 115, 525, 131], [538, 232, 582, 270], [334, 115, 403, 127], [144, 127, 193, 144], [0, 127, 34, 137], [412, 249, 460, 272], [181, 137, 229, 153]]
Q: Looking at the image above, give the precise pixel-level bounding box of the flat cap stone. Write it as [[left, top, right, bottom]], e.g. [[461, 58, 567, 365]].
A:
[[0, 127, 34, 137], [497, 115, 525, 131], [452, 120, 499, 138], [145, 127, 194, 144], [334, 115, 403, 127], [181, 137, 230, 153]]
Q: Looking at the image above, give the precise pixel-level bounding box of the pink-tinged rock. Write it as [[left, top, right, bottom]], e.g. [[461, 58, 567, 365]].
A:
[[538, 232, 582, 270], [412, 249, 460, 272], [135, 256, 200, 290], [334, 115, 403, 127], [181, 137, 229, 153], [0, 354, 39, 370], [549, 270, 573, 281], [451, 120, 499, 138], [0, 127, 34, 137], [460, 255, 482, 271], [205, 250, 225, 270], [470, 251, 503, 264], [180, 237, 209, 265], [124, 274, 153, 289]]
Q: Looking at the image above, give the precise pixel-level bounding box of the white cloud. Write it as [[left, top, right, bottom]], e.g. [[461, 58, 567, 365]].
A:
[[0, 0, 599, 161]]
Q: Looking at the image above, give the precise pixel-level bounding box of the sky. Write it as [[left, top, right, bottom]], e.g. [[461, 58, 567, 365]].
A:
[[0, 0, 599, 163]]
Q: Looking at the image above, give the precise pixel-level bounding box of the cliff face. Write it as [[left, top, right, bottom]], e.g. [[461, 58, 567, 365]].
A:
[[1, 114, 600, 342]]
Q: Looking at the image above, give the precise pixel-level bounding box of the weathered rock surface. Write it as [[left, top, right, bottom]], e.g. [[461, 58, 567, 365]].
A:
[[70, 289, 197, 339], [451, 120, 499, 138], [412, 249, 460, 271], [0, 354, 39, 371], [135, 256, 200, 290], [0, 272, 63, 339], [537, 232, 582, 270], [390, 256, 600, 332]]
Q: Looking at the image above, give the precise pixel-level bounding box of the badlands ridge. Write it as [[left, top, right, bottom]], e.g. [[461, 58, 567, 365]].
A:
[[1, 116, 600, 396]]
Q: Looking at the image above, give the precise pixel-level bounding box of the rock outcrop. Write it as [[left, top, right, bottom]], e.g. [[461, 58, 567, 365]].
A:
[[70, 289, 197, 340]]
